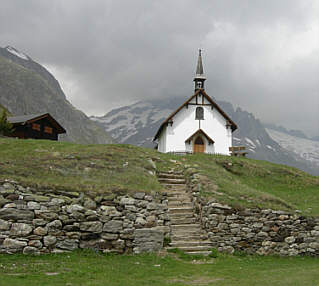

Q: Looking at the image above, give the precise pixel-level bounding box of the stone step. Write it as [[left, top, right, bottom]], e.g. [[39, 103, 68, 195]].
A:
[[166, 191, 189, 197], [158, 178, 186, 184], [171, 224, 201, 231], [168, 245, 212, 252], [169, 212, 195, 219], [170, 217, 197, 225], [162, 184, 187, 189], [167, 191, 192, 202], [185, 250, 212, 256], [168, 202, 193, 208], [157, 173, 185, 180], [171, 234, 201, 241], [170, 240, 212, 248], [171, 231, 208, 240], [168, 207, 193, 214]]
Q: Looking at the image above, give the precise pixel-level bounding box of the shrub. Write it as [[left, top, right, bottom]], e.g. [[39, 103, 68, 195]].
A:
[[0, 110, 13, 135]]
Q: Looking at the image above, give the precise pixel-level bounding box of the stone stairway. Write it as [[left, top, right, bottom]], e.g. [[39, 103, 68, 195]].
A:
[[157, 171, 212, 255]]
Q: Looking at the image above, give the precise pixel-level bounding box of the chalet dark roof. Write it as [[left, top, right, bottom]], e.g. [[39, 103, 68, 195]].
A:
[[8, 113, 66, 134], [185, 129, 215, 144], [153, 89, 237, 141]]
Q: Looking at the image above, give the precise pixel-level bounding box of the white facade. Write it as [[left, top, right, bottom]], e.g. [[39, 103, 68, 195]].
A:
[[155, 91, 236, 155]]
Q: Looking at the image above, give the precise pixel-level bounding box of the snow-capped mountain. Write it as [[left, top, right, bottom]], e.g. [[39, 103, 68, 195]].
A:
[[266, 128, 319, 168], [91, 97, 319, 176]]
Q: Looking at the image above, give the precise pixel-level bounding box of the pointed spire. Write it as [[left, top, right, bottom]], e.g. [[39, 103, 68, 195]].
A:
[[196, 49, 204, 76], [194, 49, 206, 91]]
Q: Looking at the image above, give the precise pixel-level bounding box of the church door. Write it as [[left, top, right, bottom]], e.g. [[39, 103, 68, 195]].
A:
[[193, 136, 205, 153]]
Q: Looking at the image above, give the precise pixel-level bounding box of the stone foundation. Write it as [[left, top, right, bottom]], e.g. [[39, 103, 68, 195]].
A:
[[185, 167, 319, 256], [0, 180, 169, 254]]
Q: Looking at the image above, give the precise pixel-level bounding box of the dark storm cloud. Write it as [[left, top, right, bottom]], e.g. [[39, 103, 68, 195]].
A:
[[0, 0, 318, 136]]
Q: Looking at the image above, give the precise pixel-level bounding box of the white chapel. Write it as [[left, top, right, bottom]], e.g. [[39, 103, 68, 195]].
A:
[[154, 50, 237, 155]]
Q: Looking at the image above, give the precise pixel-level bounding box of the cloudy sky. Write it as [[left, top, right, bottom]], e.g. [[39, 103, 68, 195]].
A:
[[0, 0, 318, 136]]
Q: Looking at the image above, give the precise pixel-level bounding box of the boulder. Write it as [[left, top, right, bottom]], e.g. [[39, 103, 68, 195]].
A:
[[0, 208, 34, 221], [0, 219, 10, 231], [103, 220, 123, 233], [10, 223, 33, 236], [3, 238, 27, 249], [80, 221, 103, 233]]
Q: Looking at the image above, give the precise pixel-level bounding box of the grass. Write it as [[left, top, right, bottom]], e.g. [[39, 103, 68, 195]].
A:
[[175, 153, 319, 215], [0, 138, 318, 214], [0, 250, 318, 286], [0, 138, 173, 195]]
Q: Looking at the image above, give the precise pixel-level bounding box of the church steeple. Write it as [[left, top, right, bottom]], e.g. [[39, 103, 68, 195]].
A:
[[193, 49, 206, 91], [194, 49, 206, 91]]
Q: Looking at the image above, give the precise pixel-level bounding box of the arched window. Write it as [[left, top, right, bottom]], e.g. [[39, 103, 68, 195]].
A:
[[195, 107, 204, 120]]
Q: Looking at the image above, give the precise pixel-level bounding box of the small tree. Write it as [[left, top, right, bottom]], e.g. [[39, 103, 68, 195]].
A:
[[0, 110, 14, 136]]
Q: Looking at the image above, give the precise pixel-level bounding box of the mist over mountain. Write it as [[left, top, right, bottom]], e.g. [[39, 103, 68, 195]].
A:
[[92, 96, 319, 176], [0, 46, 114, 144]]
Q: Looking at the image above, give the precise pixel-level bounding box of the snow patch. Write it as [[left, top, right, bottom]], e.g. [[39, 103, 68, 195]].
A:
[[245, 137, 256, 148], [6, 46, 29, 60]]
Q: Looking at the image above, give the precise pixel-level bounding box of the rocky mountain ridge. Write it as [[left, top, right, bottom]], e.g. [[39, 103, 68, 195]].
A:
[[0, 46, 114, 144]]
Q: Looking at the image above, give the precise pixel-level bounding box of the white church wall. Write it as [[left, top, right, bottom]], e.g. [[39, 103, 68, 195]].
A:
[[162, 100, 232, 155]]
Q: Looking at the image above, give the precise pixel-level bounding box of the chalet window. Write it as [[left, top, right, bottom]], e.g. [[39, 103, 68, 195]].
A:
[[195, 107, 204, 120], [32, 123, 41, 131], [44, 126, 53, 134]]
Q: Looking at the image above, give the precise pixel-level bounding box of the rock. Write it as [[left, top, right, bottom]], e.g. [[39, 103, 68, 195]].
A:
[[83, 198, 96, 210], [285, 236, 296, 244], [135, 217, 146, 226], [133, 192, 145, 200], [67, 204, 85, 213], [56, 239, 78, 251], [23, 246, 39, 255], [80, 221, 103, 233], [103, 220, 123, 233], [10, 223, 33, 236], [146, 215, 156, 227], [146, 203, 158, 211], [309, 242, 319, 250], [0, 219, 10, 230], [0, 208, 34, 221], [35, 211, 58, 221], [3, 238, 27, 249], [211, 203, 232, 210], [43, 235, 57, 246], [101, 233, 118, 240], [33, 226, 48, 236], [133, 228, 163, 254], [120, 197, 135, 205], [219, 246, 235, 254], [33, 219, 47, 226], [100, 206, 121, 217], [28, 240, 43, 248], [25, 195, 50, 202], [0, 196, 10, 207], [27, 201, 41, 210], [47, 220, 63, 233]]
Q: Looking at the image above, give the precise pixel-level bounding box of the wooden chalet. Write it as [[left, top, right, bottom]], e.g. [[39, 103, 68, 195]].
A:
[[7, 113, 66, 140]]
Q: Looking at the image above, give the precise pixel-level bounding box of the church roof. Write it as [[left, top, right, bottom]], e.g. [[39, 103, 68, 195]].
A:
[[153, 89, 237, 141]]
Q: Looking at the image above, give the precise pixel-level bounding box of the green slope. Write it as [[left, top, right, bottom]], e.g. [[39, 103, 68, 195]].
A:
[[0, 138, 318, 215]]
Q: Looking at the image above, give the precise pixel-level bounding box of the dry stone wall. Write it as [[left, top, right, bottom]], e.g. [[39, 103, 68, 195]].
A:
[[0, 180, 169, 255], [185, 166, 319, 256]]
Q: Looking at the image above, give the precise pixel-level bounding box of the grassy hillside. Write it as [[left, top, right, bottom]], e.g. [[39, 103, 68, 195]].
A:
[[0, 138, 318, 215]]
